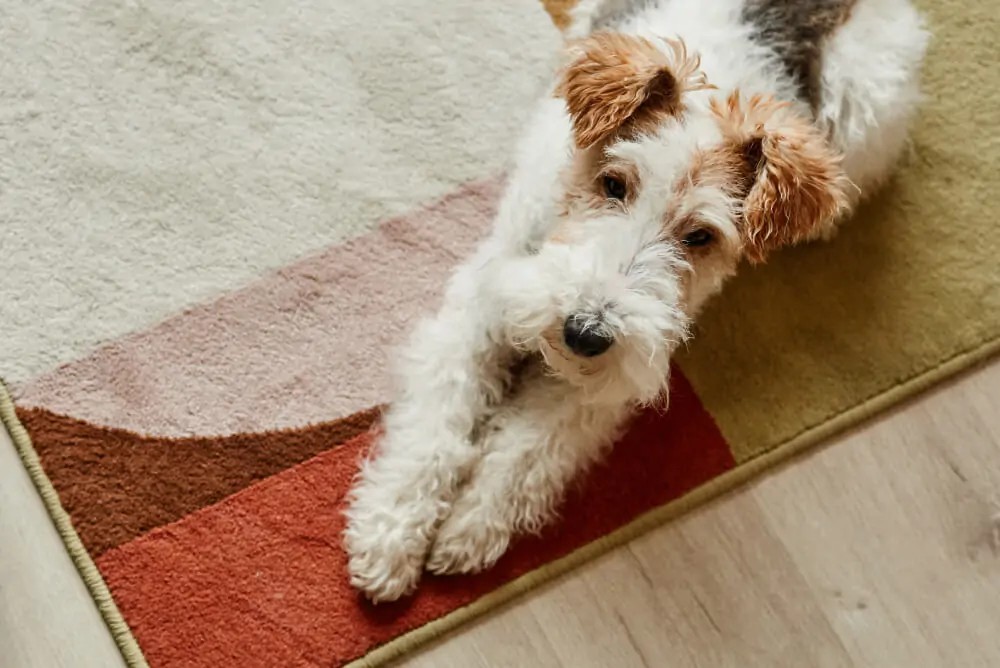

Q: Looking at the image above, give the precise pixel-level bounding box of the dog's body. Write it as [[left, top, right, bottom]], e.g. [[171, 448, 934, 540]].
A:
[[344, 0, 928, 602]]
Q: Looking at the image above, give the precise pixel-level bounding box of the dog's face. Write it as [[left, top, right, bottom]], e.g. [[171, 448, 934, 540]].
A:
[[500, 33, 850, 405]]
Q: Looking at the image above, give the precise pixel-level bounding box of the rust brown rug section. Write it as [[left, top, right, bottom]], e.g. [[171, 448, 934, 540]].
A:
[[16, 406, 379, 557]]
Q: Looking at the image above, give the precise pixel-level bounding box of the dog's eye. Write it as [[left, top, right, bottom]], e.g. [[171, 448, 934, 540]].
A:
[[602, 175, 628, 201], [682, 228, 714, 248]]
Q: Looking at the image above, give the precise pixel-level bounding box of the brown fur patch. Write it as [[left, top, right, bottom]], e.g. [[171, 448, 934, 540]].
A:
[[541, 0, 578, 30], [711, 91, 851, 261], [552, 145, 640, 242], [556, 32, 713, 148], [665, 143, 756, 238], [686, 144, 757, 197]]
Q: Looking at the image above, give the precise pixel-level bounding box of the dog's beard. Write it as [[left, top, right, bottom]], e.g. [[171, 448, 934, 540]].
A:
[[495, 224, 691, 406], [533, 319, 681, 407], [499, 275, 688, 407]]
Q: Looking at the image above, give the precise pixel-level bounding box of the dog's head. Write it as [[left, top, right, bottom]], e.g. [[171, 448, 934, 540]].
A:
[[500, 33, 850, 405]]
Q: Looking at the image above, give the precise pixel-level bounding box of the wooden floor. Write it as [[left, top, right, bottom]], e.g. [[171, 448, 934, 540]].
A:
[[2, 360, 998, 668]]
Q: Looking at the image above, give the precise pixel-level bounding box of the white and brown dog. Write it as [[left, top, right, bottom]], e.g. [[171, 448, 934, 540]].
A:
[[344, 0, 928, 602]]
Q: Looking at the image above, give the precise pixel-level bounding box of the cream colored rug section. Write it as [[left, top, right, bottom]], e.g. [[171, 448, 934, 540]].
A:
[[678, 0, 1000, 461], [0, 0, 558, 385]]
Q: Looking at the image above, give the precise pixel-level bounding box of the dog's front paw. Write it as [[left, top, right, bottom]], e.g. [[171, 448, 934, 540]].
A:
[[343, 498, 429, 603], [345, 532, 425, 603], [425, 503, 512, 575]]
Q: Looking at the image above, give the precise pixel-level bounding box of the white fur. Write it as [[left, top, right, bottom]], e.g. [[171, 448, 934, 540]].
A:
[[343, 0, 929, 602], [816, 0, 930, 197]]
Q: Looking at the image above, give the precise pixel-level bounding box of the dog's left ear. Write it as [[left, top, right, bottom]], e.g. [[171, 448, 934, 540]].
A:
[[556, 32, 710, 148], [713, 93, 851, 262]]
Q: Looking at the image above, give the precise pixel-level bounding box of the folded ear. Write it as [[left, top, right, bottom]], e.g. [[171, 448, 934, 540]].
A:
[[556, 32, 711, 149], [712, 93, 851, 262]]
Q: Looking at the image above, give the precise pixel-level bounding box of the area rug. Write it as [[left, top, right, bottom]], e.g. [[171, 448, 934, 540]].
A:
[[1, 0, 998, 666]]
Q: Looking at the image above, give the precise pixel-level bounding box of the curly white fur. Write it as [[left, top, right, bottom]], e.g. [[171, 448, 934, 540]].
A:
[[343, 0, 928, 602]]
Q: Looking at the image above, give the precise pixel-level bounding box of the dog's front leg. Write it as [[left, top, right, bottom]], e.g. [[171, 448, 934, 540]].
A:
[[344, 96, 570, 601], [425, 366, 632, 575], [343, 243, 522, 602]]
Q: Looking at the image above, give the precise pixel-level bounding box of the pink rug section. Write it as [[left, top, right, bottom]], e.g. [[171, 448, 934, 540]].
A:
[[16, 178, 502, 437]]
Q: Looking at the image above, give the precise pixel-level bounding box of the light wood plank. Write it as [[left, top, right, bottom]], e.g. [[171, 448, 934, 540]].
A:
[[0, 428, 126, 668], [754, 362, 1000, 668]]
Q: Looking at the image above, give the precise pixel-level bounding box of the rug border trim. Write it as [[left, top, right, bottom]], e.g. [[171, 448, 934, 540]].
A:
[[0, 379, 150, 668], [345, 333, 1000, 667]]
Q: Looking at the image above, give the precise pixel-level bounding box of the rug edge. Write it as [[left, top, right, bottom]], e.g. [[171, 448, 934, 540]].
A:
[[0, 379, 150, 668], [345, 333, 1000, 668]]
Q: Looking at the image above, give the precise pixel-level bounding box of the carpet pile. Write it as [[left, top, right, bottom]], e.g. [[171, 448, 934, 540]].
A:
[[1, 0, 997, 665]]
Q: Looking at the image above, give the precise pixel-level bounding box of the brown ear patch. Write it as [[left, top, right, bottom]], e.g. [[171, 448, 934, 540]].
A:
[[556, 33, 712, 148], [711, 92, 851, 262]]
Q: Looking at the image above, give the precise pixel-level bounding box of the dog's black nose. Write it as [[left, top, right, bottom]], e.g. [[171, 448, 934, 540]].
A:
[[563, 315, 613, 357]]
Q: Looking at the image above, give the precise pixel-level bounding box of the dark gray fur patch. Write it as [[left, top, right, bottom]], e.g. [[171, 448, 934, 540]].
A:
[[741, 0, 857, 110]]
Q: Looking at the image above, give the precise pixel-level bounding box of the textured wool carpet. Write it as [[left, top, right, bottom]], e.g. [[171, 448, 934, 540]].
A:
[[1, 0, 998, 666]]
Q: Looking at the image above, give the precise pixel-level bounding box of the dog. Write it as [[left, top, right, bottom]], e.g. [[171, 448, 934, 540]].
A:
[[343, 0, 928, 602]]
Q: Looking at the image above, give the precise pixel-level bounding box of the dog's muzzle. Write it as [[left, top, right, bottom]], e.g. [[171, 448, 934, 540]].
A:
[[563, 314, 613, 357]]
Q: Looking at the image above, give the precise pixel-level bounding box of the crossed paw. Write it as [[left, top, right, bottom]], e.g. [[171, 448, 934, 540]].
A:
[[426, 501, 512, 576], [346, 497, 513, 602]]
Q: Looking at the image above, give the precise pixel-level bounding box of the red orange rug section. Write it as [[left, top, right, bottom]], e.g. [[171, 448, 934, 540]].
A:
[[90, 371, 732, 667]]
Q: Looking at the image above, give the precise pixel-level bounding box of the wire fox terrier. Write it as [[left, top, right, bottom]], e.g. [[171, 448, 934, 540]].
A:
[[344, 0, 929, 602]]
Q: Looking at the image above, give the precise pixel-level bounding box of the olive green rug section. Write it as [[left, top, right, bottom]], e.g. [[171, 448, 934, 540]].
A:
[[678, 0, 1000, 463]]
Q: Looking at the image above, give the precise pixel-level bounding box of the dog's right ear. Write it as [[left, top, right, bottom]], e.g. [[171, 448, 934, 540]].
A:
[[555, 32, 711, 149]]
